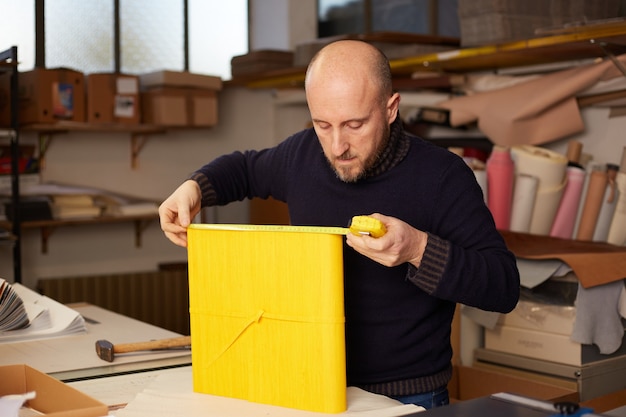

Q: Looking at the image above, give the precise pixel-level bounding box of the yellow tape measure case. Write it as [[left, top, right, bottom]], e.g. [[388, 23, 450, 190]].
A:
[[187, 224, 347, 413]]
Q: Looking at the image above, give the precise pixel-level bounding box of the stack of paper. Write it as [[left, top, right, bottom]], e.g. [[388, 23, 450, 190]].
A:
[[0, 283, 86, 343], [0, 279, 29, 331]]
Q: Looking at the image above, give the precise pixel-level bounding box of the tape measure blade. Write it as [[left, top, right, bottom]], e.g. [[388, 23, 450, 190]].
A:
[[189, 223, 349, 235]]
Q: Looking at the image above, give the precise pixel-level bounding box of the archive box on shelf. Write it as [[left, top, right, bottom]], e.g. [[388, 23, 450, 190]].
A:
[[186, 224, 347, 413]]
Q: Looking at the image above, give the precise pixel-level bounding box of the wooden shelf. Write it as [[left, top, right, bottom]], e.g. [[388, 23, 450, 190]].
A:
[[0, 213, 158, 254], [229, 20, 626, 90], [20, 121, 168, 169]]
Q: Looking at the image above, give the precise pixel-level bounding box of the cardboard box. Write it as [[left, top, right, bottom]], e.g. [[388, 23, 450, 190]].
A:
[[186, 224, 346, 413], [448, 365, 578, 403], [141, 87, 218, 127], [231, 50, 294, 77], [498, 300, 576, 336], [485, 324, 626, 366], [86, 73, 140, 125], [17, 68, 85, 124], [139, 70, 222, 91], [0, 364, 107, 417]]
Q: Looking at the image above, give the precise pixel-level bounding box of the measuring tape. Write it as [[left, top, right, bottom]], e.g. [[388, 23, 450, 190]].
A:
[[189, 216, 387, 237], [189, 223, 350, 235]]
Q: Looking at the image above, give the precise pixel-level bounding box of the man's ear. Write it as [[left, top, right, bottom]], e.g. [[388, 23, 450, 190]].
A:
[[387, 92, 401, 123]]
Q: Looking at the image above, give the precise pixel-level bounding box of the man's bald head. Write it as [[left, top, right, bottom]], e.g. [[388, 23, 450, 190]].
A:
[[304, 40, 393, 102]]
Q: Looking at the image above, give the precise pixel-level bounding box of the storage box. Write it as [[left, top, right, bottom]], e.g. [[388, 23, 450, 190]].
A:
[[448, 365, 578, 402], [139, 70, 222, 91], [231, 50, 294, 77], [186, 224, 346, 413], [485, 324, 626, 366], [141, 87, 218, 127], [498, 300, 576, 336], [86, 73, 140, 125], [0, 364, 107, 417], [475, 347, 626, 401], [17, 68, 85, 124]]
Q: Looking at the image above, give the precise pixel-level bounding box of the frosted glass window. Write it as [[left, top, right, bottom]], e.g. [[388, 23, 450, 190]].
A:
[[46, 0, 114, 73], [318, 0, 460, 38], [189, 0, 248, 80], [0, 1, 35, 70], [121, 0, 184, 74]]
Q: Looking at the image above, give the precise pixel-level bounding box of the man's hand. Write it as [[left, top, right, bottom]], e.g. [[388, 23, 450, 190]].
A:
[[158, 180, 202, 247], [345, 213, 428, 268]]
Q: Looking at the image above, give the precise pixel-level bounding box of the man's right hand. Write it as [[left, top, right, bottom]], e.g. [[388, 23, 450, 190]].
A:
[[158, 180, 202, 247]]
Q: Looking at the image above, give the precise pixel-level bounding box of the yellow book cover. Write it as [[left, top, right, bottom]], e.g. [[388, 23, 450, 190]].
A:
[[187, 224, 347, 413]]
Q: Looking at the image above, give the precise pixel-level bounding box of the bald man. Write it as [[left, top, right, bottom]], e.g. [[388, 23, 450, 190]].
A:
[[159, 40, 520, 409]]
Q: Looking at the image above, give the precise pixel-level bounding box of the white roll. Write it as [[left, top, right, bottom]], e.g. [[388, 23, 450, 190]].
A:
[[511, 145, 568, 188], [607, 171, 626, 245], [510, 174, 538, 233], [529, 181, 567, 235], [474, 169, 488, 204], [511, 145, 568, 235]]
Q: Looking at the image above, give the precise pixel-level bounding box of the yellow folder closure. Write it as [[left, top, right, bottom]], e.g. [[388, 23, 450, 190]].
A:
[[187, 224, 347, 413]]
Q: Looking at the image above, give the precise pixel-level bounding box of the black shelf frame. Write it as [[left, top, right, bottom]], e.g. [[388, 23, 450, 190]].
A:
[[1, 46, 22, 283]]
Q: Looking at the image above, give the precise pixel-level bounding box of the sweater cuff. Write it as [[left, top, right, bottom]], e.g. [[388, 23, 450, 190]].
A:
[[188, 172, 218, 207], [406, 233, 450, 294]]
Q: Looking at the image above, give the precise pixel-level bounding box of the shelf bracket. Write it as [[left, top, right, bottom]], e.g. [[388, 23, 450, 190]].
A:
[[38, 132, 55, 171], [40, 225, 56, 254], [131, 133, 150, 169], [134, 218, 154, 247]]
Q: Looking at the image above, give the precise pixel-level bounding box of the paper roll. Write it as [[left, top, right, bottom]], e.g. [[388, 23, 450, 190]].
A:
[[474, 169, 488, 204], [510, 174, 538, 233], [576, 169, 608, 241], [486, 146, 514, 230], [550, 166, 585, 239], [530, 181, 567, 235], [607, 171, 626, 246], [593, 164, 620, 242], [511, 145, 568, 235], [511, 146, 568, 188]]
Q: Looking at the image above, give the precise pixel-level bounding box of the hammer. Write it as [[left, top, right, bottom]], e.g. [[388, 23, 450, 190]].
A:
[[95, 335, 191, 362]]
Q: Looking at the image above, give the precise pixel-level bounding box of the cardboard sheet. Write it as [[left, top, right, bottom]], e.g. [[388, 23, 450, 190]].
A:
[[437, 54, 626, 146], [500, 230, 626, 288]]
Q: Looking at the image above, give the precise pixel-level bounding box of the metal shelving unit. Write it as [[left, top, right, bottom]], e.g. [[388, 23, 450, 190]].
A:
[[0, 46, 22, 283]]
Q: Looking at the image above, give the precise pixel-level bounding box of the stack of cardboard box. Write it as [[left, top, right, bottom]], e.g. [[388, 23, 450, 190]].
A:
[[139, 70, 222, 127], [0, 68, 222, 128]]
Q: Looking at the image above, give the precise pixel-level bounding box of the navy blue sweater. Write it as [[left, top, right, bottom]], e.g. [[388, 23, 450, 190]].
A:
[[190, 117, 520, 396]]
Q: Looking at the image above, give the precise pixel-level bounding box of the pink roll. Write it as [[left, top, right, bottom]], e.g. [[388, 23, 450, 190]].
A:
[[550, 166, 585, 239], [486, 146, 515, 230]]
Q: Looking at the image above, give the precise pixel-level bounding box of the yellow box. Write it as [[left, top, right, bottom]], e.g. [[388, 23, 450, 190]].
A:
[[187, 224, 347, 413]]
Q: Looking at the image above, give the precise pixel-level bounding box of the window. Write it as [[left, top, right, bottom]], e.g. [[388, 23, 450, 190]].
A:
[[0, 0, 248, 80], [318, 0, 459, 39], [0, 1, 35, 70]]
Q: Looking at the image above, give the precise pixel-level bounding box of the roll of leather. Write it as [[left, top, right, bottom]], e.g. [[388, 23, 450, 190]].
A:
[[511, 146, 568, 235], [510, 174, 538, 233], [550, 166, 585, 239], [576, 168, 608, 241]]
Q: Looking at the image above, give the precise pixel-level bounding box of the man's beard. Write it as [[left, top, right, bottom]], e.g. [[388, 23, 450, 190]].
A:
[[328, 131, 390, 183]]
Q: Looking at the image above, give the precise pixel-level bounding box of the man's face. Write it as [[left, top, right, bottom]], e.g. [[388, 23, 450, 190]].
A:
[[307, 81, 397, 183]]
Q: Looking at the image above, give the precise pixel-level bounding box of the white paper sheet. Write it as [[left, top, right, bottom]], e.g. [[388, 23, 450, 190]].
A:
[[115, 368, 424, 417]]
